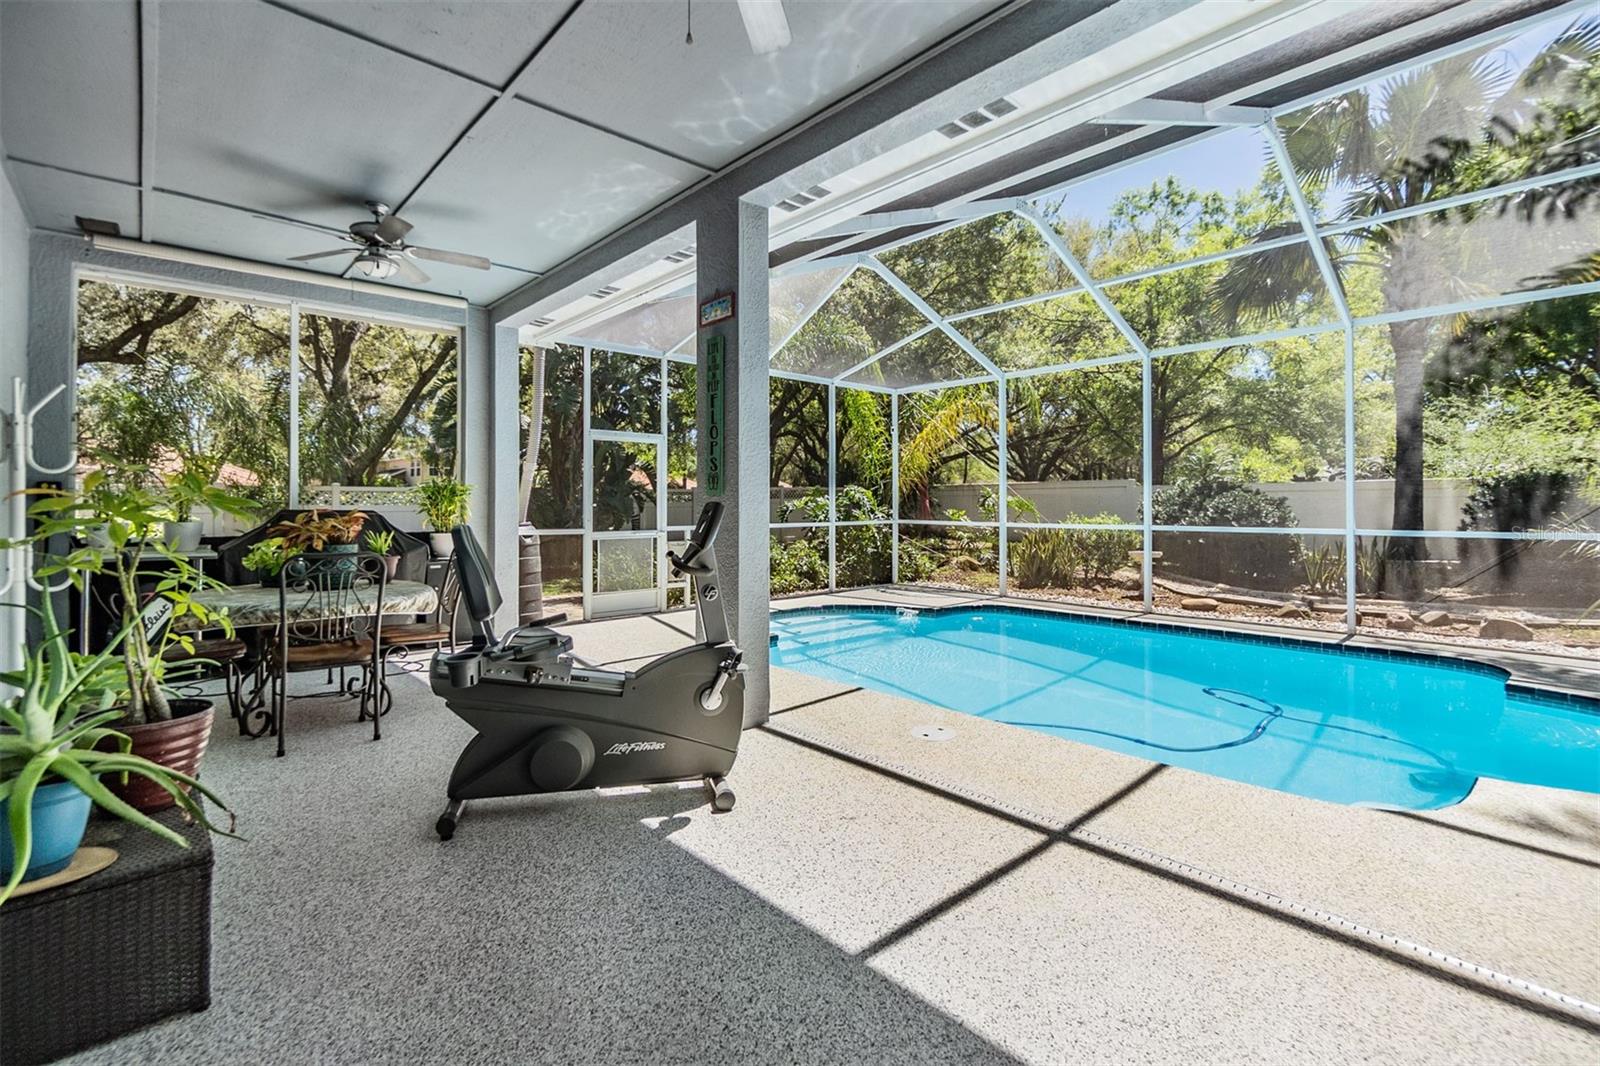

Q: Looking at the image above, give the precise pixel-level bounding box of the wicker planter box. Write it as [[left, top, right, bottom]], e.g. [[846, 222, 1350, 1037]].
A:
[[1, 808, 213, 1064]]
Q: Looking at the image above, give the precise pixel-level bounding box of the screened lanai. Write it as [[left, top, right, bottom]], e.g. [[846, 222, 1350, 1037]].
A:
[[528, 5, 1600, 661]]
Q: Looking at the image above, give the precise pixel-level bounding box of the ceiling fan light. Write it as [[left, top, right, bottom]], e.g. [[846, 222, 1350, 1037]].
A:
[[737, 0, 790, 55], [354, 252, 396, 280]]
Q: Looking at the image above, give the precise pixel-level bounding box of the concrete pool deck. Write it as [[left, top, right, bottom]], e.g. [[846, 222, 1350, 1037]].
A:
[[585, 590, 1600, 1060], [65, 591, 1600, 1064]]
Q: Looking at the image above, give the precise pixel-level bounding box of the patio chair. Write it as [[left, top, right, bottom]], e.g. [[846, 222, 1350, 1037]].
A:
[[379, 555, 461, 671], [163, 636, 249, 721], [268, 550, 389, 758]]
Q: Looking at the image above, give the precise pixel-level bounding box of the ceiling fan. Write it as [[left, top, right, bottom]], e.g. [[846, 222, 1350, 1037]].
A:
[[264, 201, 491, 284]]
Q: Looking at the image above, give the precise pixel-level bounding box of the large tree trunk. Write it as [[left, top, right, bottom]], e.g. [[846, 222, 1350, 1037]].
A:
[[518, 348, 548, 624], [519, 347, 547, 520], [1150, 392, 1167, 488], [1386, 315, 1432, 598]]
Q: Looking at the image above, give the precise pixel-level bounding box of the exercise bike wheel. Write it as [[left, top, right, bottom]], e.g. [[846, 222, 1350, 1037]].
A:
[[705, 775, 736, 813], [436, 798, 466, 841]]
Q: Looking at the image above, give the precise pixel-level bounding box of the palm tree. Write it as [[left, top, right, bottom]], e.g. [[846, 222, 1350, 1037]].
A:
[[1216, 17, 1600, 593], [897, 386, 997, 518]]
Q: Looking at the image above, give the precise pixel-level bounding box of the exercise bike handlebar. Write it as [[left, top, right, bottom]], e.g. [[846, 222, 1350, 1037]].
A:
[[667, 502, 733, 648], [667, 500, 722, 577]]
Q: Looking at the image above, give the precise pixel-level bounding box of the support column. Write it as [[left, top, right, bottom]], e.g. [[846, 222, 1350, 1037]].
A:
[[696, 198, 770, 728], [460, 309, 520, 633]]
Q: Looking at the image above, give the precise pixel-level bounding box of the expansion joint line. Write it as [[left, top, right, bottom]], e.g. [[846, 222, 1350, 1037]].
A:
[[760, 721, 1600, 1025]]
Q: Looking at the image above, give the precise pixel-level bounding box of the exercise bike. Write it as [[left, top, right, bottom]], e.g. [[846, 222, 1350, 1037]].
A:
[[430, 502, 745, 840]]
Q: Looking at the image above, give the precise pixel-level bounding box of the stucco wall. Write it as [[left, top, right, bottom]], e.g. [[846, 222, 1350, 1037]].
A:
[[1, 159, 29, 669]]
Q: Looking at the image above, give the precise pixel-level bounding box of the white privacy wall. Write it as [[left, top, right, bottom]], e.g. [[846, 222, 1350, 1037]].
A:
[[931, 480, 1489, 532]]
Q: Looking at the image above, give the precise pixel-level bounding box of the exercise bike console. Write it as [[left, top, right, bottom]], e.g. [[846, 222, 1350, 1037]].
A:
[[430, 502, 745, 839]]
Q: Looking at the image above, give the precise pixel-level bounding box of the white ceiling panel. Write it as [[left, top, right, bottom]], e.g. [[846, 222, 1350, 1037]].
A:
[[276, 1, 570, 86], [148, 192, 352, 278], [513, 0, 999, 168], [154, 0, 494, 230], [361, 258, 539, 305], [6, 163, 139, 236], [399, 98, 704, 273], [0, 0, 140, 181]]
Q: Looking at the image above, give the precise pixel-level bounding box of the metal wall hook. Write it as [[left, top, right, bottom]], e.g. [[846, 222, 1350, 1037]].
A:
[[2, 377, 79, 596]]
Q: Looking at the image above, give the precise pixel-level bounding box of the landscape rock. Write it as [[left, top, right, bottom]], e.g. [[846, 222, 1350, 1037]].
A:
[[1478, 616, 1535, 641], [1181, 597, 1221, 612], [1274, 604, 1311, 619], [1387, 612, 1415, 632], [1419, 610, 1453, 627]]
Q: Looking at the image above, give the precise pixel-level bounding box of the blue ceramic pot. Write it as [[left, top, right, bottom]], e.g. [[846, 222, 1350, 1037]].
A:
[[0, 779, 93, 882]]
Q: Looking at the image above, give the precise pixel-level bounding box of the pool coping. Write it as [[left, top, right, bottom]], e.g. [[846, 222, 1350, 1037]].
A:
[[771, 598, 1600, 717]]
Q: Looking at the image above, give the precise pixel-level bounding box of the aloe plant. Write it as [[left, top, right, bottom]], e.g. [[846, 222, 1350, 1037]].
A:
[[362, 529, 396, 555], [0, 597, 235, 905]]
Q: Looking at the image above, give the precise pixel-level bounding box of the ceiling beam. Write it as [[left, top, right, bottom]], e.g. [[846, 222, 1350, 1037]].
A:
[[137, 0, 159, 241], [1089, 100, 1270, 126], [804, 199, 1019, 241]]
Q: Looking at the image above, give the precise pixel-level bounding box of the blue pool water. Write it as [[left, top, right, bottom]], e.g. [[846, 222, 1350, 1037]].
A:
[[769, 607, 1600, 810]]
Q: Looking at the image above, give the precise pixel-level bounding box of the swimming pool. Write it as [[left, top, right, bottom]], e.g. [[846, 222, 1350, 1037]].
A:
[[769, 606, 1600, 810]]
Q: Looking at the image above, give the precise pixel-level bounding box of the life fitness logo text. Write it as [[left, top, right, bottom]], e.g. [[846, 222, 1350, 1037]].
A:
[[603, 741, 667, 756]]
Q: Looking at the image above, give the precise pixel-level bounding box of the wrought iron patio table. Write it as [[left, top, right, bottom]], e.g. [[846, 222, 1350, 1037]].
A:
[[188, 579, 438, 738]]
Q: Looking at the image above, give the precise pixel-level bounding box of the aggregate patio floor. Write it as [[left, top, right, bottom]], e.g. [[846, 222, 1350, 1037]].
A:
[[64, 590, 1600, 1065]]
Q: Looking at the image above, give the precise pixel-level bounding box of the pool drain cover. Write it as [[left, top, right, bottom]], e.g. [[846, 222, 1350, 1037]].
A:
[[912, 725, 956, 742]]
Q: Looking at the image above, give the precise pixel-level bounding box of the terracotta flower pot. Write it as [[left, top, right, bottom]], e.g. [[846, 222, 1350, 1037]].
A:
[[108, 699, 215, 812]]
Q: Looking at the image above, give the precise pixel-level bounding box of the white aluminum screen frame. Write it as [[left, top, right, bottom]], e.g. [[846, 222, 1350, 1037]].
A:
[[539, 0, 1600, 645]]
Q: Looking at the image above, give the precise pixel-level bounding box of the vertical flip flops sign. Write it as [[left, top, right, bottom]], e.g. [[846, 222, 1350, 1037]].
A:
[[700, 291, 734, 497], [705, 334, 725, 496]]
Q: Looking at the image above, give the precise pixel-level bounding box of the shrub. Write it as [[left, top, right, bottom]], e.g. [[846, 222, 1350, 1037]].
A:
[[770, 533, 827, 595], [1069, 515, 1139, 582], [1460, 471, 1574, 533], [1012, 528, 1073, 588], [1149, 475, 1297, 528], [1148, 476, 1298, 589], [896, 538, 940, 583], [836, 525, 891, 588], [1010, 514, 1137, 588], [1298, 538, 1344, 595]]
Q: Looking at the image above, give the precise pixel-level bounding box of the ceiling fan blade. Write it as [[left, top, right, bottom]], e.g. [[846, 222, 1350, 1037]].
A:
[[392, 254, 431, 285], [289, 249, 359, 262], [375, 212, 413, 244], [737, 0, 791, 55], [407, 246, 491, 271]]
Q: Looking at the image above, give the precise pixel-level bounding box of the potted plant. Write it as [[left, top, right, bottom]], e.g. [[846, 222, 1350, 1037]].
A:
[[242, 536, 302, 586], [413, 477, 472, 556], [0, 595, 235, 904], [363, 529, 400, 579], [270, 509, 368, 554], [21, 472, 241, 811], [162, 463, 254, 553]]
